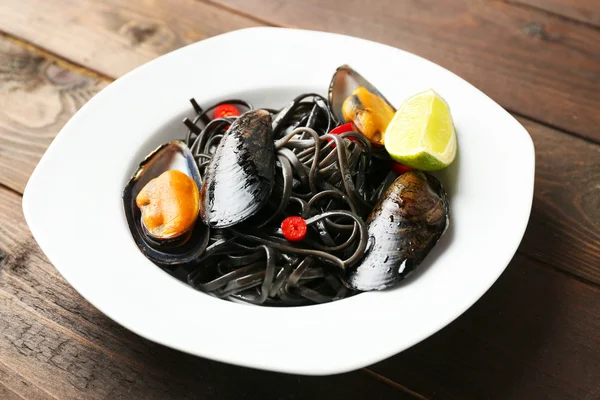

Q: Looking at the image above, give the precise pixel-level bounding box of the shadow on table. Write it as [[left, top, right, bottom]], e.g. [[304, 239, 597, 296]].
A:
[[99, 328, 403, 400], [368, 241, 572, 399]]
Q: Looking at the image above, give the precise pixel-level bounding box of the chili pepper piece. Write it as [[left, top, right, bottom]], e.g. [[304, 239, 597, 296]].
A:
[[281, 216, 308, 242], [214, 104, 240, 119]]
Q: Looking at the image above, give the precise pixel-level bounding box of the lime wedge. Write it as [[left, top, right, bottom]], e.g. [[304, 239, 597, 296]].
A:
[[384, 89, 457, 171]]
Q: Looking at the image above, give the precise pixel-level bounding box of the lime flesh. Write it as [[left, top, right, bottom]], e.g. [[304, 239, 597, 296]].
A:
[[384, 89, 457, 171]]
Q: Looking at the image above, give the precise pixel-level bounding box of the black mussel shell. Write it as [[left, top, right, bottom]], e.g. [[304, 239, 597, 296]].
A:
[[200, 109, 275, 228], [343, 171, 449, 291], [123, 141, 209, 266], [328, 64, 396, 125]]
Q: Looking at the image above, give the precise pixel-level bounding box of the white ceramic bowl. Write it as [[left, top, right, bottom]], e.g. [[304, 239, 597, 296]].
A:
[[23, 27, 534, 375]]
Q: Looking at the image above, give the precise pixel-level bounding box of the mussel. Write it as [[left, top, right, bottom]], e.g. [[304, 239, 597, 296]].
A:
[[200, 109, 275, 227], [343, 171, 449, 291], [123, 140, 209, 266], [328, 65, 396, 146]]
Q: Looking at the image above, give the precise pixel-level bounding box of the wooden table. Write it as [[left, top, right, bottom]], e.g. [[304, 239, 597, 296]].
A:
[[0, 1, 598, 399]]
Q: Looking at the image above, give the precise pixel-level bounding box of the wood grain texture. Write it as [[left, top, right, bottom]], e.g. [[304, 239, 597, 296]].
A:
[[211, 0, 600, 143], [0, 384, 25, 400], [0, 2, 599, 398], [509, 0, 600, 28], [0, 360, 55, 400], [1, 184, 599, 400], [517, 117, 600, 284], [0, 38, 108, 193], [0, 188, 410, 400], [0, 0, 260, 78], [369, 253, 600, 400]]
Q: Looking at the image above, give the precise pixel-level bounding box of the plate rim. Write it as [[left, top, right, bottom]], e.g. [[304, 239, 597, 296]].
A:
[[22, 26, 535, 375]]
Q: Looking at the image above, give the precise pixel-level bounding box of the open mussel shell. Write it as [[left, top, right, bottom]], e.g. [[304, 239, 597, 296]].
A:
[[200, 109, 275, 228], [342, 171, 449, 291], [328, 64, 396, 125], [123, 140, 209, 266]]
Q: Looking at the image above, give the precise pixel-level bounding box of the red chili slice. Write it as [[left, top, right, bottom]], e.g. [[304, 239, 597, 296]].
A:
[[214, 104, 240, 119], [327, 122, 356, 148], [330, 122, 355, 136], [281, 216, 307, 242], [391, 161, 414, 175]]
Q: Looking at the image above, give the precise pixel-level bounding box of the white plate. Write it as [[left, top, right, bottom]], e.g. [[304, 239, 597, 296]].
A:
[[22, 27, 534, 375]]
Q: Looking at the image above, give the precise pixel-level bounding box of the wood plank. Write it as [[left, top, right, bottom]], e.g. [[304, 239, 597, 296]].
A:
[[0, 187, 411, 399], [0, 9, 599, 396], [0, 38, 108, 194], [0, 0, 260, 78], [0, 3, 597, 399], [509, 0, 600, 28], [517, 117, 600, 284], [2, 184, 599, 399], [370, 254, 600, 400], [211, 0, 600, 143], [0, 360, 54, 400], [1, 33, 599, 284], [0, 384, 25, 400]]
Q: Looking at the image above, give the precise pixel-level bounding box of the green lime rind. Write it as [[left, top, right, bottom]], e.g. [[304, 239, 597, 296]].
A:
[[389, 151, 453, 171]]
